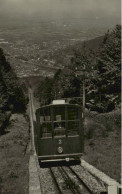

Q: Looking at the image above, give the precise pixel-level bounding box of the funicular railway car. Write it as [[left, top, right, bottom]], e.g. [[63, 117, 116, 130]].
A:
[[35, 100, 84, 162]]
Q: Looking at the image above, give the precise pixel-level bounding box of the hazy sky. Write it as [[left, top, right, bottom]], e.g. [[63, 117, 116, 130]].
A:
[[0, 0, 121, 19]]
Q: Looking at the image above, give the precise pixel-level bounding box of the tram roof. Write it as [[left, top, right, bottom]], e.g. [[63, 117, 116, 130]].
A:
[[36, 102, 82, 113]]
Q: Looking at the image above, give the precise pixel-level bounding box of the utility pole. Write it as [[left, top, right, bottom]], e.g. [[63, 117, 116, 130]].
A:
[[75, 63, 94, 119], [82, 78, 85, 119]]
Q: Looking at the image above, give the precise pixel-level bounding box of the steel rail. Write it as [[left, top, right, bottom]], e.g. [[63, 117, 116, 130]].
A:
[[58, 167, 79, 194], [49, 168, 62, 194], [50, 167, 78, 194], [49, 166, 93, 194], [68, 166, 94, 194]]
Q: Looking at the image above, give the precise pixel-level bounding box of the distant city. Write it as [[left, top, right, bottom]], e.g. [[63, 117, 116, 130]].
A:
[[0, 17, 120, 77]]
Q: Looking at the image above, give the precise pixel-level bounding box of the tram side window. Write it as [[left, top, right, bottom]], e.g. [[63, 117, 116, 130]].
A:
[[41, 123, 52, 137], [40, 108, 52, 138], [40, 116, 44, 122], [40, 116, 51, 123]]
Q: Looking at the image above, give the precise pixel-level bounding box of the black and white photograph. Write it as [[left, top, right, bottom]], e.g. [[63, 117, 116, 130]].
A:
[[0, 0, 121, 193]]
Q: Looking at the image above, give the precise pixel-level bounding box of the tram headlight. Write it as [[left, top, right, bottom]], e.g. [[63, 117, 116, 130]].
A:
[[57, 146, 63, 154]]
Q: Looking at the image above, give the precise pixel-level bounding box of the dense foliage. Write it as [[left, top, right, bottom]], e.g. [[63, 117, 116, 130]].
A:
[[38, 25, 121, 112], [0, 48, 27, 113], [87, 25, 121, 112]]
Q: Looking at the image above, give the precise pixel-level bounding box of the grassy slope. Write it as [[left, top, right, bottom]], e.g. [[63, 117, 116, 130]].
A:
[[0, 114, 30, 194], [83, 108, 121, 183]]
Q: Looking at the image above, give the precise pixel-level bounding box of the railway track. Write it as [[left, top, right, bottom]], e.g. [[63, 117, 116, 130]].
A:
[[39, 165, 93, 194]]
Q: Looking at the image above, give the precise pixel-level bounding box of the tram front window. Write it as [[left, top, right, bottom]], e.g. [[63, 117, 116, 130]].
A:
[[54, 107, 65, 121], [67, 121, 79, 136], [54, 122, 66, 137]]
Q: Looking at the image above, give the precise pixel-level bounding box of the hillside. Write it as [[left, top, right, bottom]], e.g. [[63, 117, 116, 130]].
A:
[[0, 48, 30, 193], [84, 108, 121, 182], [37, 25, 121, 113], [0, 48, 27, 134], [0, 114, 29, 194], [38, 35, 104, 70]]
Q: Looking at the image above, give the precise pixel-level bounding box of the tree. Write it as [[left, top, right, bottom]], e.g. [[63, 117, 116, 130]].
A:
[[94, 25, 121, 112], [39, 77, 53, 105], [64, 25, 121, 112], [0, 48, 27, 112]]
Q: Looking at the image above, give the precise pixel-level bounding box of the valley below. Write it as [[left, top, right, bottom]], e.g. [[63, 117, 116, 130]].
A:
[[0, 17, 119, 78]]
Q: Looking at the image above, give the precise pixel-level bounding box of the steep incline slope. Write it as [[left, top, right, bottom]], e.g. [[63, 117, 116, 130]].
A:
[[0, 48, 27, 134]]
